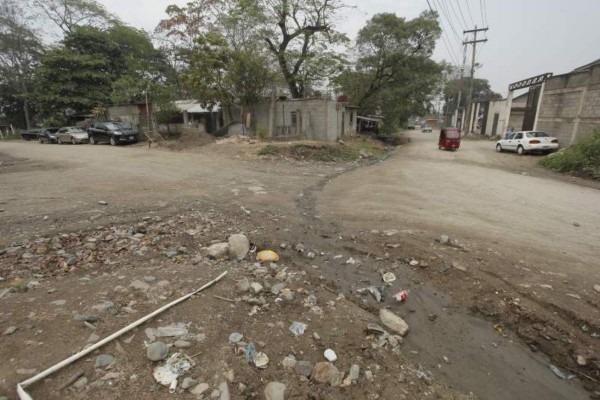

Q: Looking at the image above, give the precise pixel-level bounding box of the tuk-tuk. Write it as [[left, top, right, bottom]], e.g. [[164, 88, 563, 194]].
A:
[[438, 128, 461, 151]]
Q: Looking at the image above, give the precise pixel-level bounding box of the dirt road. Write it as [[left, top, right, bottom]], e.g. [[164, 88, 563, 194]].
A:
[[0, 138, 598, 399]]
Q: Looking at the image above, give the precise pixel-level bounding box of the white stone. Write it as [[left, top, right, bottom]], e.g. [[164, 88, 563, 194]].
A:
[[228, 234, 250, 261], [208, 243, 229, 259], [379, 309, 409, 336], [264, 382, 286, 400]]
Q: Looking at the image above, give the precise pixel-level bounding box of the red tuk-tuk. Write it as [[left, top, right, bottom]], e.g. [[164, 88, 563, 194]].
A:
[[438, 128, 461, 151]]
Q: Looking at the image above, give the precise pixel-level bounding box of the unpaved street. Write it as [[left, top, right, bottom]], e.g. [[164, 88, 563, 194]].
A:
[[0, 137, 598, 400]]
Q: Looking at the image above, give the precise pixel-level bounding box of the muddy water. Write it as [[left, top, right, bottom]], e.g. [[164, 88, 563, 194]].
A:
[[317, 251, 589, 400]]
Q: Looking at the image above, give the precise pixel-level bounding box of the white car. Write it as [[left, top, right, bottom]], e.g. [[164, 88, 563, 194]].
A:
[[496, 131, 559, 155]]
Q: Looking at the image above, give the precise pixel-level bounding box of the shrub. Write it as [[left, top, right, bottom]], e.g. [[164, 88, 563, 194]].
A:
[[540, 129, 600, 179]]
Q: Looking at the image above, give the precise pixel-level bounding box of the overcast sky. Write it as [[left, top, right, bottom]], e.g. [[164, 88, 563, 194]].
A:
[[97, 0, 600, 96]]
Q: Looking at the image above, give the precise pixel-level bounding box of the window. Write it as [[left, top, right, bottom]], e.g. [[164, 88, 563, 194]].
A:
[[515, 133, 523, 140], [526, 132, 548, 138]]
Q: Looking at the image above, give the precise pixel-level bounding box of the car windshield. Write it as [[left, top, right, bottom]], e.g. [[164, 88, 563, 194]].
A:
[[505, 133, 516, 139], [445, 131, 460, 138], [525, 132, 548, 138], [68, 127, 86, 133], [105, 122, 129, 130]]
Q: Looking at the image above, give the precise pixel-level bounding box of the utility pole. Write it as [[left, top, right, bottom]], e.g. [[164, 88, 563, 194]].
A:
[[463, 25, 488, 134], [453, 42, 468, 129]]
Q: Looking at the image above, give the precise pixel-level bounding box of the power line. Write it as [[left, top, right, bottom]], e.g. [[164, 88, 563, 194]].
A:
[[427, 0, 462, 69], [480, 0, 489, 28], [433, 0, 463, 44], [450, 0, 469, 30], [464, 0, 476, 26]]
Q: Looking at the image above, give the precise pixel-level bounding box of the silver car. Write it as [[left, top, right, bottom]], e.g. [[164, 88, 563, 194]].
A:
[[56, 126, 89, 144]]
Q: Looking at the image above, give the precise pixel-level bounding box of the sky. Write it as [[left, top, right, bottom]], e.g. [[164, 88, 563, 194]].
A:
[[97, 0, 600, 96]]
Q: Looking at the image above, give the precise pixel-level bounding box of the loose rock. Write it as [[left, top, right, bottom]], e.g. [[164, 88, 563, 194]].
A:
[[282, 355, 297, 368], [182, 377, 199, 389], [191, 383, 210, 396], [294, 361, 314, 377], [228, 234, 250, 260], [219, 381, 230, 400], [349, 364, 360, 381], [208, 243, 229, 259], [312, 362, 339, 383], [95, 354, 115, 368], [174, 340, 191, 349], [51, 299, 66, 306], [147, 341, 168, 361], [3, 326, 17, 335], [324, 349, 337, 362], [250, 282, 263, 295], [379, 309, 409, 336], [264, 382, 286, 400], [236, 278, 250, 293]]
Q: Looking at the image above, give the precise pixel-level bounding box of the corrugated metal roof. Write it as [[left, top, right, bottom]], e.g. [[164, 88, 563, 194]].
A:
[[174, 100, 219, 113]]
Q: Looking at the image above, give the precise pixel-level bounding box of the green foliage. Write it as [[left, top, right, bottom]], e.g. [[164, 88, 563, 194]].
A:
[[540, 130, 600, 179], [256, 124, 268, 140], [258, 140, 384, 162], [30, 0, 116, 33], [444, 77, 502, 116], [333, 11, 444, 134]]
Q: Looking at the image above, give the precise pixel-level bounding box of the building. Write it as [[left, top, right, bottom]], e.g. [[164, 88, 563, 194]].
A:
[[475, 59, 600, 144], [248, 98, 357, 142], [173, 100, 222, 133]]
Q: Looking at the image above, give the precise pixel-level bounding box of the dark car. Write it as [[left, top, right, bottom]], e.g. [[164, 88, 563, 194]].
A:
[[38, 128, 60, 144], [88, 121, 138, 146], [21, 129, 43, 141]]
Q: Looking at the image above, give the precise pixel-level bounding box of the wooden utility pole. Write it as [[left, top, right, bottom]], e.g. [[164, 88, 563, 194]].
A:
[[463, 26, 488, 134]]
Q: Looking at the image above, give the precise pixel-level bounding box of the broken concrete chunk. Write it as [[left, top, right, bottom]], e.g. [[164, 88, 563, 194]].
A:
[[208, 243, 229, 259], [228, 234, 250, 261], [379, 309, 409, 336]]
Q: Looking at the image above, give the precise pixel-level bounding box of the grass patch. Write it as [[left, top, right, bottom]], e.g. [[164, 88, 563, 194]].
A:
[[540, 130, 600, 179], [258, 137, 386, 163]]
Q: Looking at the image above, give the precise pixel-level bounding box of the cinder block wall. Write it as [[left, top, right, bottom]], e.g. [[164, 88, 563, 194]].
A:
[[537, 65, 600, 145]]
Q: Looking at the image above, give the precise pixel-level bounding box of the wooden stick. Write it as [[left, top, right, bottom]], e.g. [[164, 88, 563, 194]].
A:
[[213, 295, 235, 303]]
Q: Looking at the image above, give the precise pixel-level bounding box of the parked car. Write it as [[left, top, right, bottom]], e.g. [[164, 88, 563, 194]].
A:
[[56, 126, 89, 144], [422, 125, 433, 133], [20, 129, 43, 141], [88, 121, 138, 146], [495, 131, 559, 155], [38, 128, 60, 144]]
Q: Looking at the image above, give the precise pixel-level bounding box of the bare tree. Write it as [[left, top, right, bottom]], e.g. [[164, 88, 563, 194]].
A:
[[29, 0, 116, 34]]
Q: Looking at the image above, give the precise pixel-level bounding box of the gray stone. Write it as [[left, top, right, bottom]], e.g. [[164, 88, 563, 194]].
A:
[[264, 382, 286, 400], [365, 370, 374, 381], [174, 340, 191, 349], [349, 364, 360, 381], [311, 362, 339, 383], [594, 284, 600, 293], [146, 341, 168, 361], [228, 332, 244, 344], [87, 333, 100, 343], [17, 368, 37, 375], [129, 280, 151, 291], [3, 326, 17, 335], [295, 361, 314, 377], [250, 282, 263, 295], [271, 282, 285, 295], [91, 300, 115, 313], [219, 381, 230, 400], [236, 278, 250, 293], [228, 234, 250, 261], [66, 257, 78, 266], [208, 243, 229, 259], [330, 371, 344, 386], [281, 289, 295, 301], [72, 376, 88, 389], [165, 250, 177, 258], [282, 355, 297, 368], [182, 377, 199, 389], [438, 234, 450, 244], [51, 299, 66, 306], [74, 314, 98, 323], [144, 276, 156, 283], [379, 309, 409, 336], [104, 235, 114, 242], [191, 382, 210, 395], [95, 354, 115, 368], [97, 200, 108, 205]]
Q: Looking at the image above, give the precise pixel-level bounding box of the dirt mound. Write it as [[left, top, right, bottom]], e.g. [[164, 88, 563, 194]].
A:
[[159, 128, 216, 151]]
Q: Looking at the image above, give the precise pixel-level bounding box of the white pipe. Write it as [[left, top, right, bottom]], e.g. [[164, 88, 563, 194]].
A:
[[17, 271, 228, 399]]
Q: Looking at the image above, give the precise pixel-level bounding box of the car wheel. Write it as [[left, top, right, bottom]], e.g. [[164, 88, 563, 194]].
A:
[[90, 136, 96, 145], [517, 145, 525, 155], [57, 138, 62, 144], [496, 144, 503, 152], [109, 136, 116, 146], [71, 137, 76, 145]]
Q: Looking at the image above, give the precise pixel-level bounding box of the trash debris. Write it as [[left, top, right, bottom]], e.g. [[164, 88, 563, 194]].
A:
[[409, 259, 419, 266], [437, 265, 451, 274], [382, 272, 396, 283], [369, 286, 382, 302], [245, 343, 256, 363], [324, 349, 337, 362], [393, 290, 408, 302], [367, 324, 387, 336], [549, 364, 576, 380], [289, 321, 307, 337], [254, 352, 269, 369], [145, 323, 189, 340], [346, 257, 357, 265], [257, 250, 280, 262], [153, 352, 195, 387]]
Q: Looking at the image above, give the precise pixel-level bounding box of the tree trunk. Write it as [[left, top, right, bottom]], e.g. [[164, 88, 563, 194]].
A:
[[20, 80, 31, 129]]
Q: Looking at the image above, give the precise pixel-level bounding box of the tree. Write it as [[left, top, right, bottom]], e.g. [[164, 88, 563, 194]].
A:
[[333, 11, 444, 133], [443, 77, 502, 116], [260, 0, 348, 98], [0, 0, 43, 128], [29, 0, 116, 34], [186, 32, 276, 122]]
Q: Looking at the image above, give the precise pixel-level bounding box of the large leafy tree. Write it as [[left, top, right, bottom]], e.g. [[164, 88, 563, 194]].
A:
[[29, 0, 115, 34], [0, 0, 43, 128], [334, 11, 444, 133]]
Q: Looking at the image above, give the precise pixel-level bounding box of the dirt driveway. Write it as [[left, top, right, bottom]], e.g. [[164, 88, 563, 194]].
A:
[[0, 137, 597, 399]]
